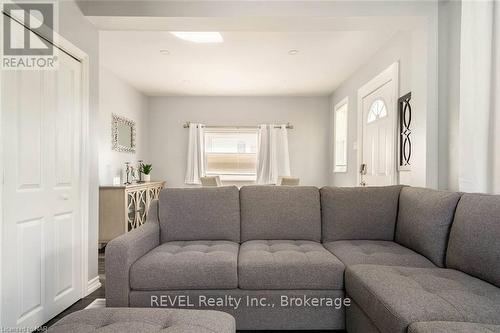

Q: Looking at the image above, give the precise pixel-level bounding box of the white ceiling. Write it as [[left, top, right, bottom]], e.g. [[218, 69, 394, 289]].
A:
[[100, 29, 398, 96]]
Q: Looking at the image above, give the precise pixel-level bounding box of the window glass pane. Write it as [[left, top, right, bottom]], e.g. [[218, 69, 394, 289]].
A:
[[205, 132, 257, 153], [334, 102, 348, 172], [367, 99, 387, 123], [367, 110, 377, 123], [205, 129, 258, 178]]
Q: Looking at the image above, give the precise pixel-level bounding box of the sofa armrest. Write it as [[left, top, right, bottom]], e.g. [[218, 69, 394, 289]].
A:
[[105, 200, 160, 306]]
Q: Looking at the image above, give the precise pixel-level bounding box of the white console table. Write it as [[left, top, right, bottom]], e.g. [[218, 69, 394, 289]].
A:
[[99, 181, 165, 244]]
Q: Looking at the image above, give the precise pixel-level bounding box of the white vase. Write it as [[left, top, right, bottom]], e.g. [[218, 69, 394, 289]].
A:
[[143, 174, 151, 182]]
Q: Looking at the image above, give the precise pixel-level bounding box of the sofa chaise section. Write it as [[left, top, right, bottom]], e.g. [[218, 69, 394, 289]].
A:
[[345, 191, 500, 333], [346, 265, 500, 333]]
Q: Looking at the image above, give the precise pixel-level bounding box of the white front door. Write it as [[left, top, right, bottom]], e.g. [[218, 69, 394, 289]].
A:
[[1, 20, 83, 328], [358, 63, 398, 186]]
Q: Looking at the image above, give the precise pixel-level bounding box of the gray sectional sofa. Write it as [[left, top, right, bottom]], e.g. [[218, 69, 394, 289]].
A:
[[105, 185, 500, 332]]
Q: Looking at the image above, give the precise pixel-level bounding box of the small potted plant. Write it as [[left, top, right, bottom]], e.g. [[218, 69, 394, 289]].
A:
[[140, 164, 153, 182]]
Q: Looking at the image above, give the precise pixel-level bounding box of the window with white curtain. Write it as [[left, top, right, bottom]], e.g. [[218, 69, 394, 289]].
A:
[[204, 128, 258, 181], [334, 98, 348, 173]]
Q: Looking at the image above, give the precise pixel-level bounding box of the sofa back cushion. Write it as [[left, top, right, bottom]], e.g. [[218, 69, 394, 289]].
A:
[[240, 186, 321, 241], [321, 186, 403, 242], [446, 193, 500, 287], [395, 187, 461, 267], [158, 186, 240, 242]]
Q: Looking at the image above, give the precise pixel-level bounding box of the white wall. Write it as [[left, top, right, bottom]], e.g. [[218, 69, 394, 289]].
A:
[[98, 68, 149, 184], [438, 0, 461, 191], [58, 1, 100, 283], [329, 29, 433, 188], [148, 96, 330, 187]]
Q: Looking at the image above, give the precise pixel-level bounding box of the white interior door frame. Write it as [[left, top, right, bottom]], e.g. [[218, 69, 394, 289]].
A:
[[56, 33, 97, 300], [0, 15, 93, 326], [55, 33, 95, 300], [356, 62, 399, 186], [0, 33, 3, 329]]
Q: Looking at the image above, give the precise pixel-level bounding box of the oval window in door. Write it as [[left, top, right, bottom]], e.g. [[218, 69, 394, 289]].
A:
[[367, 99, 387, 123]]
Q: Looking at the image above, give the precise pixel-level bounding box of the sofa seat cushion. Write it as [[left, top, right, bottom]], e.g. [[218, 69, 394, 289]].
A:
[[46, 308, 236, 333], [130, 241, 238, 290], [346, 265, 500, 333], [408, 321, 500, 333], [324, 240, 435, 268], [238, 240, 344, 290]]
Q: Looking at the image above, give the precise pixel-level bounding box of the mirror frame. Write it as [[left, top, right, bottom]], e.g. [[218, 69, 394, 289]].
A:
[[112, 114, 136, 153]]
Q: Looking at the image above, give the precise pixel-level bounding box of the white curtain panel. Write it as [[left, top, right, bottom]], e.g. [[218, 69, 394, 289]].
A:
[[256, 124, 291, 184], [185, 123, 206, 185], [459, 0, 500, 194]]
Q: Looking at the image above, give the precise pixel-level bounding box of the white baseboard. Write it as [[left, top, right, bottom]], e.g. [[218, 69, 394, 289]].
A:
[[87, 276, 102, 295], [85, 298, 106, 309]]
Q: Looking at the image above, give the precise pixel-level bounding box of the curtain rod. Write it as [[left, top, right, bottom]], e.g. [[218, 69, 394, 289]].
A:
[[182, 122, 294, 129]]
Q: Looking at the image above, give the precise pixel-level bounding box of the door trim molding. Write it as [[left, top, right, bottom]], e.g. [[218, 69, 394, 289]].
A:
[[52, 34, 97, 298], [356, 61, 399, 186], [0, 26, 3, 328]]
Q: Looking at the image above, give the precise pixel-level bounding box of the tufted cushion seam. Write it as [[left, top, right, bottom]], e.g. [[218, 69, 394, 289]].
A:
[[404, 273, 468, 321], [408, 271, 498, 302]]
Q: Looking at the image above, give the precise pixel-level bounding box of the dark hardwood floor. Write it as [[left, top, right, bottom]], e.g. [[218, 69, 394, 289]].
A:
[[41, 249, 344, 333]]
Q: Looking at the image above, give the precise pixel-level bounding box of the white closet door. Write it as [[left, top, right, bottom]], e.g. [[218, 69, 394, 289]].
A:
[[1, 23, 83, 328]]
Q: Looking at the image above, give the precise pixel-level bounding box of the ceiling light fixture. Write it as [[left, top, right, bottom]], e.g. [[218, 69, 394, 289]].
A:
[[170, 31, 223, 43], [159, 49, 170, 55], [288, 49, 299, 55]]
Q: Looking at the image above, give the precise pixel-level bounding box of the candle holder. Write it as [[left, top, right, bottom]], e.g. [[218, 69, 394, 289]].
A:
[[124, 162, 132, 185], [137, 160, 144, 183]]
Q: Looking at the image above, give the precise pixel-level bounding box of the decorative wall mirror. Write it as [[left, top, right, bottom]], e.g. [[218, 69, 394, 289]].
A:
[[112, 114, 136, 153]]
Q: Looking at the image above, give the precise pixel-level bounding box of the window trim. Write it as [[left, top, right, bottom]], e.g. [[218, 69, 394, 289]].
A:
[[333, 97, 349, 173], [203, 127, 258, 181]]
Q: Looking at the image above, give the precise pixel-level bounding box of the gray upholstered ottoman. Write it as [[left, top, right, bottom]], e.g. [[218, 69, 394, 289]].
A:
[[408, 321, 500, 333], [47, 308, 236, 333]]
